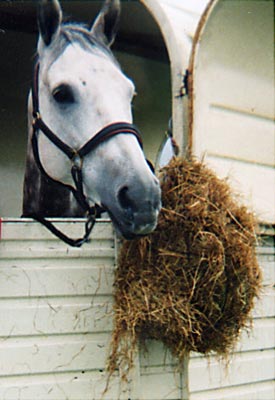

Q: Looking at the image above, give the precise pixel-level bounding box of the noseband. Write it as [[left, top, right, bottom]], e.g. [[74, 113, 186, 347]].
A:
[[30, 61, 143, 247]]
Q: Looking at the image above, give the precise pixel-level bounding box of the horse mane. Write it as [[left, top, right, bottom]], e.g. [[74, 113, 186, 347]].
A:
[[39, 22, 118, 67]]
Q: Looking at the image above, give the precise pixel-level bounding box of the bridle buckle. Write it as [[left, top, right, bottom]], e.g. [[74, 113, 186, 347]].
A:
[[32, 111, 41, 127]]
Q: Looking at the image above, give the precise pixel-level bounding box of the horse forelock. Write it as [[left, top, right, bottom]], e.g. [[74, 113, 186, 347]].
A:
[[39, 22, 117, 68]]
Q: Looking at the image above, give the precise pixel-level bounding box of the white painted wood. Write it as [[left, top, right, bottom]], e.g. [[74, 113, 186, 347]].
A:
[[0, 334, 109, 376], [205, 105, 274, 166], [190, 0, 275, 223], [0, 219, 273, 400], [1, 218, 114, 239], [190, 349, 275, 391], [190, 381, 275, 400], [236, 318, 275, 353], [140, 368, 182, 399], [0, 297, 113, 336], [0, 371, 122, 400], [158, 1, 275, 397], [0, 264, 114, 297], [0, 218, 191, 399], [170, 317, 275, 362], [188, 234, 275, 400], [206, 156, 275, 224], [141, 0, 208, 155], [0, 219, 119, 399]]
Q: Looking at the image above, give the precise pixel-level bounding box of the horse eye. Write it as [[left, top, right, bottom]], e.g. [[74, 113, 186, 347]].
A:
[[52, 84, 75, 104]]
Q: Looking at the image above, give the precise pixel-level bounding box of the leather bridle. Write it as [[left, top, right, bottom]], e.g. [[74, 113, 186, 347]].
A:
[[30, 60, 144, 247]]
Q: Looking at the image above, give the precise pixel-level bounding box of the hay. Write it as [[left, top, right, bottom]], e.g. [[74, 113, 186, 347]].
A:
[[108, 157, 262, 377]]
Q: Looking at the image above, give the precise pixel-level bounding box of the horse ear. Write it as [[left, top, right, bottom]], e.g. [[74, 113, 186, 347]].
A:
[[38, 0, 62, 46], [90, 0, 120, 47]]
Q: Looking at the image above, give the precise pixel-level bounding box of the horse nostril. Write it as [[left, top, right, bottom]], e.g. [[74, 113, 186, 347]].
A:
[[118, 186, 135, 214]]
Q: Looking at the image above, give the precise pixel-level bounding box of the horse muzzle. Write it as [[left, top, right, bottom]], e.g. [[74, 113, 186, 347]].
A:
[[103, 178, 161, 239], [106, 206, 161, 240]]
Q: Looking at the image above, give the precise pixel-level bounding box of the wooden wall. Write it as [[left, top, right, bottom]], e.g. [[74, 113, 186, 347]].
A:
[[0, 219, 273, 399], [191, 0, 275, 224]]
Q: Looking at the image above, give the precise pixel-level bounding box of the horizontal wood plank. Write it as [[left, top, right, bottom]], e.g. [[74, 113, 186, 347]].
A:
[[140, 369, 182, 399], [0, 264, 114, 298], [0, 241, 115, 260], [189, 349, 275, 392], [253, 289, 275, 319], [0, 297, 113, 337], [206, 105, 274, 166], [205, 156, 275, 224], [190, 380, 275, 400], [0, 334, 111, 377], [0, 219, 114, 241], [0, 370, 122, 400]]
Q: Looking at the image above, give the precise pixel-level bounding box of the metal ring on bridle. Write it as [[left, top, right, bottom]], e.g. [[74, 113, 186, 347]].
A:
[[71, 151, 83, 170]]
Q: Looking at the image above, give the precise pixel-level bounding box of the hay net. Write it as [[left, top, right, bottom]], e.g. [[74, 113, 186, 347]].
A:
[[108, 157, 262, 376]]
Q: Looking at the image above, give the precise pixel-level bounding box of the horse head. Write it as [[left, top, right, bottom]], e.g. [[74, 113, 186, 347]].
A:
[[26, 0, 161, 240]]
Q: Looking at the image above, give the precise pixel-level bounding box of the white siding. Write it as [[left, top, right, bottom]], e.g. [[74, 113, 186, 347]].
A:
[[189, 236, 275, 400], [141, 0, 208, 153], [154, 0, 208, 52], [0, 222, 274, 399], [0, 219, 188, 399], [138, 3, 275, 395], [0, 219, 119, 400], [126, 234, 275, 400], [191, 0, 275, 223]]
